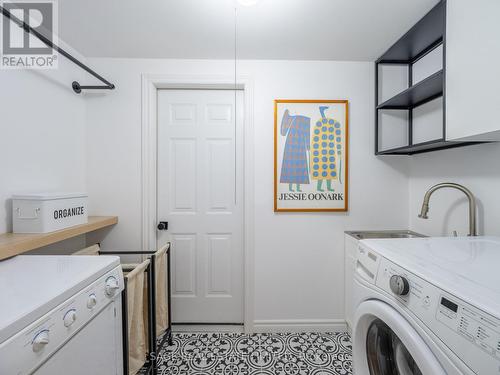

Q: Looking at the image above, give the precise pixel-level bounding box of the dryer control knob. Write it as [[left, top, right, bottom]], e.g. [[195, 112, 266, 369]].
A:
[[87, 294, 98, 309], [390, 275, 410, 296], [105, 276, 120, 297], [63, 309, 77, 327], [32, 330, 50, 352]]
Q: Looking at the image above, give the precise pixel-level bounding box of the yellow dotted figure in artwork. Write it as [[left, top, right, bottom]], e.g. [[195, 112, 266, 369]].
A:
[[310, 106, 342, 192]]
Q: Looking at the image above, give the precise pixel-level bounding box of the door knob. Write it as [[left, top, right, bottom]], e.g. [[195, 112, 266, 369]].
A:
[[157, 221, 168, 231]]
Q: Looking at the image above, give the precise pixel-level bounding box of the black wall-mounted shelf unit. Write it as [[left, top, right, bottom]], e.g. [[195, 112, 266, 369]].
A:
[[377, 70, 443, 110], [378, 1, 445, 64], [375, 0, 483, 155], [376, 139, 481, 155]]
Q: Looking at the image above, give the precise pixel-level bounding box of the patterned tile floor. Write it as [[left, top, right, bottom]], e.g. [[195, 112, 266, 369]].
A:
[[147, 331, 352, 375]]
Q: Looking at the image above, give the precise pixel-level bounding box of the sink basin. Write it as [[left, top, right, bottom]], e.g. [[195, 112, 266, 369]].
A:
[[345, 230, 426, 240]]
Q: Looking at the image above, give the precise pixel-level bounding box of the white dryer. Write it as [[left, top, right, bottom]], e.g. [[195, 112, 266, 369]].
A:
[[0, 255, 124, 375], [351, 236, 500, 375]]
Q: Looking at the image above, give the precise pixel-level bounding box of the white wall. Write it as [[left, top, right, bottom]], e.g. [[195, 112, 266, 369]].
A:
[[409, 143, 500, 237], [85, 58, 409, 329], [0, 47, 87, 237]]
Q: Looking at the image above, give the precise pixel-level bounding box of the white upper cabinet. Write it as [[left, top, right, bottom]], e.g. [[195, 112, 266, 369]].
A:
[[446, 0, 500, 141]]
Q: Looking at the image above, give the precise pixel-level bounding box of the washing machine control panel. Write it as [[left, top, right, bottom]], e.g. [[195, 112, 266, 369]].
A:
[[0, 266, 123, 375], [376, 257, 500, 375], [436, 295, 500, 360]]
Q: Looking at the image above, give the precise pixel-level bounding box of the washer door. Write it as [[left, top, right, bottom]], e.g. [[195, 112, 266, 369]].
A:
[[366, 318, 422, 375], [353, 300, 446, 375]]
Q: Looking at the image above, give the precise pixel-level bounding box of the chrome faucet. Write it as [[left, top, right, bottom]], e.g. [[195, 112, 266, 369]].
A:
[[418, 183, 477, 236]]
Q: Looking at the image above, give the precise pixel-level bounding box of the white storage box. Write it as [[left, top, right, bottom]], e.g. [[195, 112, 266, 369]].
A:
[[12, 193, 88, 233]]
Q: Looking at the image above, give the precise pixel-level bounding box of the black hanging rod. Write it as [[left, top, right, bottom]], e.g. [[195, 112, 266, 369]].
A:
[[0, 5, 115, 94]]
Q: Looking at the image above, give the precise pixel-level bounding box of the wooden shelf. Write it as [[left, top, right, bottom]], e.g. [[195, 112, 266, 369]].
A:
[[377, 1, 445, 63], [377, 70, 443, 110], [0, 216, 118, 261]]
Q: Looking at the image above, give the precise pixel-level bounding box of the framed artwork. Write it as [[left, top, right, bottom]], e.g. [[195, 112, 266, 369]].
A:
[[274, 100, 349, 212]]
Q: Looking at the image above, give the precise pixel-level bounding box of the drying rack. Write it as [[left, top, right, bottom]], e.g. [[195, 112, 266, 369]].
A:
[[0, 5, 115, 94]]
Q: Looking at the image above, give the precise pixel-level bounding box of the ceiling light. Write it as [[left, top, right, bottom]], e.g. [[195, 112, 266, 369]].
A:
[[238, 0, 259, 6]]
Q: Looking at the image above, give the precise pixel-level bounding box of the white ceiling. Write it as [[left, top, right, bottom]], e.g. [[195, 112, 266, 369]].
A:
[[58, 0, 440, 61]]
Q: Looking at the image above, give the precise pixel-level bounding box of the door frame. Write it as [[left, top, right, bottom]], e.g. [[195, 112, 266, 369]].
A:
[[141, 74, 255, 332]]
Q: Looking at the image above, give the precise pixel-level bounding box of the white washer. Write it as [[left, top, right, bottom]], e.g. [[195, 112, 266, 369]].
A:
[[0, 255, 124, 375], [352, 236, 500, 375]]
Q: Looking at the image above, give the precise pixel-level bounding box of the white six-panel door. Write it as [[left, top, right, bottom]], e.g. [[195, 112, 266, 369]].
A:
[[157, 89, 244, 323]]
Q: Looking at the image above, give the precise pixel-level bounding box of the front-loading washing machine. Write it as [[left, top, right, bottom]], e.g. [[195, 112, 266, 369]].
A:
[[351, 236, 500, 375]]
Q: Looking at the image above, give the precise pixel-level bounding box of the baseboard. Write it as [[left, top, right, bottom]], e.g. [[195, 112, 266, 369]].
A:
[[172, 324, 245, 333], [252, 319, 347, 333]]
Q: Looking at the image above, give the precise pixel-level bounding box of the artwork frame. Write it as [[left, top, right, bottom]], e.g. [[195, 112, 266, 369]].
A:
[[274, 99, 349, 212]]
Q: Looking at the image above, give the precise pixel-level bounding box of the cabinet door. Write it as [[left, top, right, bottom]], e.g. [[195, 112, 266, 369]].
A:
[[446, 0, 500, 141]]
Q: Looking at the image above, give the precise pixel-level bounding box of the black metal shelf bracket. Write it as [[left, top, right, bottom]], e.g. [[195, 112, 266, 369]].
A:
[[1, 5, 115, 94]]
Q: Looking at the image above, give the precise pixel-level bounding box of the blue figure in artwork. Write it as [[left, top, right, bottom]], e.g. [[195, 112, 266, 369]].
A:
[[280, 109, 311, 192]]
